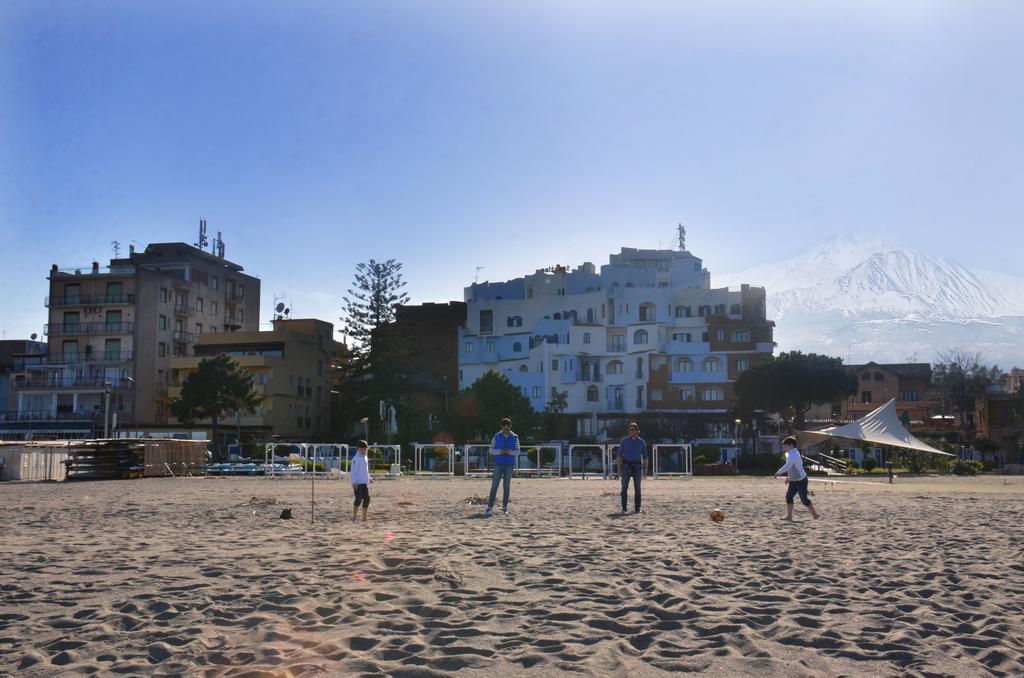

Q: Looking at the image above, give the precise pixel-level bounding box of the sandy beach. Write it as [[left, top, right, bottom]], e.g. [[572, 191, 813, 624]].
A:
[[2, 474, 1023, 677]]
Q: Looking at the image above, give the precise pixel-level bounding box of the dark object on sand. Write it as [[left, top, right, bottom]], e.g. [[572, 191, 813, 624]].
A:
[[280, 508, 293, 519]]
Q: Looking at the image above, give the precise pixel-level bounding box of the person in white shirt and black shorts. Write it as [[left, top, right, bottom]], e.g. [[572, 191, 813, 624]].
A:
[[350, 440, 373, 522], [775, 436, 821, 521]]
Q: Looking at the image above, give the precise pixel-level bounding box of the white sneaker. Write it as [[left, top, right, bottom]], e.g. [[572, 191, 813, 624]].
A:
[[484, 507, 493, 515], [502, 506, 510, 515]]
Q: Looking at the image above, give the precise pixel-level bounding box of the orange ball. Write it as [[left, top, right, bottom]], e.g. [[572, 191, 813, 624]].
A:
[[709, 508, 725, 522]]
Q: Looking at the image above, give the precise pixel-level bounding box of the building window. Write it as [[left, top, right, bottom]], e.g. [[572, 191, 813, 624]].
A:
[[587, 385, 599, 402], [485, 340, 495, 353], [862, 391, 872, 403], [160, 288, 168, 303], [639, 302, 656, 322], [675, 357, 694, 372], [636, 357, 644, 378], [552, 359, 559, 371], [527, 287, 533, 299], [733, 330, 751, 342], [513, 342, 522, 352], [714, 304, 726, 315], [672, 332, 692, 343], [702, 357, 722, 372], [158, 315, 167, 330], [196, 323, 203, 335], [874, 371, 885, 381], [715, 329, 725, 341], [607, 360, 623, 375], [464, 342, 473, 353], [702, 387, 723, 401], [583, 332, 591, 345], [480, 310, 494, 335], [651, 388, 662, 402], [101, 338, 119, 360], [212, 276, 219, 290], [507, 315, 523, 328], [608, 334, 625, 352], [519, 365, 528, 372], [730, 304, 742, 316], [861, 372, 871, 381], [532, 386, 541, 398], [197, 297, 204, 312], [211, 300, 218, 315], [736, 359, 749, 372], [633, 329, 648, 344], [158, 342, 166, 357], [679, 387, 694, 402], [586, 308, 595, 323]]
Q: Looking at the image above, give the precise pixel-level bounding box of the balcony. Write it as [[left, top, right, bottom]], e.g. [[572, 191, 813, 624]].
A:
[[225, 287, 244, 303], [44, 351, 134, 364], [173, 304, 195, 317], [45, 294, 136, 307], [173, 330, 194, 343], [15, 377, 136, 391], [0, 410, 106, 423], [45, 322, 134, 336]]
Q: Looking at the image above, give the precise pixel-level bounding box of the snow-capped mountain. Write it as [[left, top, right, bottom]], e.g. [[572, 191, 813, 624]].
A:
[[716, 236, 1024, 367]]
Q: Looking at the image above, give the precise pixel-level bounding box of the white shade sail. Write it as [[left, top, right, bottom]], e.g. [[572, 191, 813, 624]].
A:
[[798, 398, 953, 456]]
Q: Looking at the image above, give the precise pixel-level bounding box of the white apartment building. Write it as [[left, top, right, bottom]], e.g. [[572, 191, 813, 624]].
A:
[[458, 244, 775, 438]]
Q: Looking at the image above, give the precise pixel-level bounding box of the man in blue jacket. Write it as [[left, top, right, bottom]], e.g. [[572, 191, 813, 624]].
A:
[[486, 417, 519, 515], [618, 422, 647, 514]]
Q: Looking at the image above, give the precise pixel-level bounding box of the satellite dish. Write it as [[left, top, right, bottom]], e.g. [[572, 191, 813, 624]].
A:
[[30, 333, 38, 340], [275, 302, 285, 312], [283, 308, 290, 316]]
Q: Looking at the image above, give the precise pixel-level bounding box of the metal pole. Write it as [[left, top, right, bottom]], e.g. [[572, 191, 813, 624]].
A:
[[103, 383, 112, 438]]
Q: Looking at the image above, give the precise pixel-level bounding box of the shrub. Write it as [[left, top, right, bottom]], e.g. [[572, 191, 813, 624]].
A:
[[948, 459, 984, 476], [862, 458, 878, 472]]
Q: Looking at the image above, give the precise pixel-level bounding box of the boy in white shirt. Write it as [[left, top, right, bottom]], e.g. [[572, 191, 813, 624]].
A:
[[350, 440, 373, 522], [775, 436, 821, 521]]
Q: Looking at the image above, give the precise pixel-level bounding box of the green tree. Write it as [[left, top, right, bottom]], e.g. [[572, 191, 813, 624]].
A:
[[338, 259, 412, 439], [734, 351, 858, 431], [441, 371, 536, 441], [541, 390, 572, 439], [169, 354, 262, 459], [340, 259, 410, 358]]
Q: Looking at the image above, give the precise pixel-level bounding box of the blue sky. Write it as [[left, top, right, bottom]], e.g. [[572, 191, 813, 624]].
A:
[[2, 1, 1022, 341]]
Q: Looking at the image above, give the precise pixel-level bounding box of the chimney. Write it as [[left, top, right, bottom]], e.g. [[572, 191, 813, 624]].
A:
[[92, 261, 99, 274], [129, 244, 135, 256]]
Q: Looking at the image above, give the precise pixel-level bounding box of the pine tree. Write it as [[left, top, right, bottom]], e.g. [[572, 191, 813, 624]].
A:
[[338, 259, 412, 440], [341, 259, 411, 357]]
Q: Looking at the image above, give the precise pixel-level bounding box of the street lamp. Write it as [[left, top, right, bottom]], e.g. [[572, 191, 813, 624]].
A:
[[734, 418, 742, 465]]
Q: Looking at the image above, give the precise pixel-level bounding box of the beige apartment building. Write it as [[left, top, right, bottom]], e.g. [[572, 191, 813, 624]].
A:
[[168, 318, 343, 443], [6, 242, 260, 439]]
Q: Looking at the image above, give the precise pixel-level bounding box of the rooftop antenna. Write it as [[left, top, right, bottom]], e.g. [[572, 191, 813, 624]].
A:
[[195, 219, 209, 250], [475, 266, 485, 284], [677, 222, 687, 251], [111, 240, 121, 258], [215, 231, 225, 258]]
